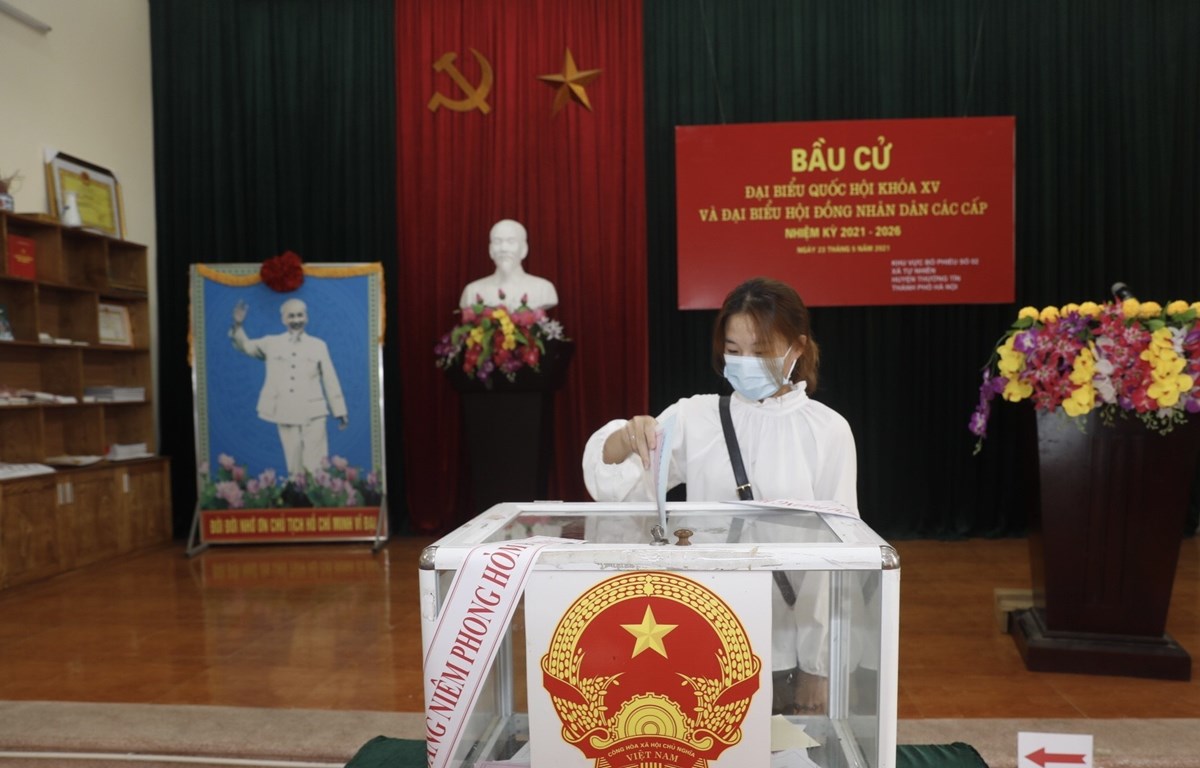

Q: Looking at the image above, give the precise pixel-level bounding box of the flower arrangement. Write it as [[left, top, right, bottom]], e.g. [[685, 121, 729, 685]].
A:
[[434, 291, 566, 385], [260, 250, 305, 292], [198, 453, 382, 509], [970, 298, 1200, 452]]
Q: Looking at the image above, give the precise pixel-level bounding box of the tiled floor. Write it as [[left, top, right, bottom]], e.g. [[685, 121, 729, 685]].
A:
[[0, 534, 1197, 718]]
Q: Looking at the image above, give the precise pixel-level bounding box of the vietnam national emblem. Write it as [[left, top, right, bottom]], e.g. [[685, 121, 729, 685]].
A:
[[540, 571, 762, 768]]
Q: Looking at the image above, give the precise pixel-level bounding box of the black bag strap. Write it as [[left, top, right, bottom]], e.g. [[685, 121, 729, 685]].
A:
[[719, 396, 797, 607], [719, 396, 754, 501]]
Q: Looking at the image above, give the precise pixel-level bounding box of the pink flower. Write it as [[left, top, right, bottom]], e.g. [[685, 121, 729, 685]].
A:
[[218, 453, 235, 470], [216, 481, 244, 508]]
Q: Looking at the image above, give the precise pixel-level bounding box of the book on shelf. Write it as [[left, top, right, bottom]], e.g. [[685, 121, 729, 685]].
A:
[[83, 385, 146, 402], [44, 454, 104, 467], [0, 302, 12, 341], [106, 442, 151, 461], [5, 234, 36, 279], [0, 462, 55, 480]]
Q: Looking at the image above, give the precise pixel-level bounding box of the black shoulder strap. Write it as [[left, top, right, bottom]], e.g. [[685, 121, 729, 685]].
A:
[[719, 396, 754, 501], [719, 395, 796, 607]]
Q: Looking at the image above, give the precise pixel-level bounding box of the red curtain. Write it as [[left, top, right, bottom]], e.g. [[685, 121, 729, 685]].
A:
[[394, 0, 648, 532]]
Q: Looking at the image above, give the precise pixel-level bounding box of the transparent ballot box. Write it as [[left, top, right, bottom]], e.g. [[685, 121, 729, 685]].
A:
[[419, 502, 900, 768]]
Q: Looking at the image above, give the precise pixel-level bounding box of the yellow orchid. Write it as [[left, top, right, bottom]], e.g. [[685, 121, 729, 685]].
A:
[[1147, 370, 1192, 408], [1061, 384, 1095, 417], [1002, 378, 1032, 402], [1138, 301, 1163, 319], [1068, 346, 1096, 386], [996, 336, 1024, 376]]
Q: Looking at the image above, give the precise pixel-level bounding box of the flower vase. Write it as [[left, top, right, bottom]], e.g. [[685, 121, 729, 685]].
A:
[[1011, 408, 1200, 680]]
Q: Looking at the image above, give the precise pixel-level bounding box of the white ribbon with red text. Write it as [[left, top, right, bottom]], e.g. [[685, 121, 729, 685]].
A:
[[423, 536, 576, 768]]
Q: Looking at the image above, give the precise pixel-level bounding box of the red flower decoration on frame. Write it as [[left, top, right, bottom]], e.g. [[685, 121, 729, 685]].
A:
[[260, 251, 305, 292]]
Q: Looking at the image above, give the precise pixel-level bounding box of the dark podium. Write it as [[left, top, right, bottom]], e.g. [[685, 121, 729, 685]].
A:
[[447, 339, 574, 514], [1012, 410, 1200, 680]]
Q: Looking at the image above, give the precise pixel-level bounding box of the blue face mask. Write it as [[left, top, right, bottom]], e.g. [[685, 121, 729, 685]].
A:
[[723, 351, 795, 401]]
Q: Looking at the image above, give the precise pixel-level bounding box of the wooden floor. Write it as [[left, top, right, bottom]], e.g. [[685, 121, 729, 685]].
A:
[[1, 534, 1198, 719]]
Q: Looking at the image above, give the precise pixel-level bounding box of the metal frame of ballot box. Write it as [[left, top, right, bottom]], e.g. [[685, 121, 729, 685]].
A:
[[419, 501, 900, 768]]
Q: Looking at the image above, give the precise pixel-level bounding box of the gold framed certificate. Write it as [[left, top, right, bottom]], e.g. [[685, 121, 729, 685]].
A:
[[45, 151, 125, 239], [98, 302, 133, 346]]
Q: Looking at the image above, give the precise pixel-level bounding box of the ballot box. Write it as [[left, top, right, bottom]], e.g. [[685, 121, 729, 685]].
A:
[[419, 501, 899, 768]]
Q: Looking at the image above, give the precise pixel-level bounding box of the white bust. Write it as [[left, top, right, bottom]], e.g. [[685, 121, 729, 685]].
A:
[[459, 219, 559, 310]]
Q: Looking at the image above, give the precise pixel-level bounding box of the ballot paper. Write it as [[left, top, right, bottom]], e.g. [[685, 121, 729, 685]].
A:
[[650, 414, 676, 536], [733, 498, 861, 519], [770, 713, 821, 749]]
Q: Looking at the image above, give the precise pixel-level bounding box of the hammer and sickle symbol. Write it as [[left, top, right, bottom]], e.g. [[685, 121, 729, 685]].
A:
[[427, 48, 493, 114]]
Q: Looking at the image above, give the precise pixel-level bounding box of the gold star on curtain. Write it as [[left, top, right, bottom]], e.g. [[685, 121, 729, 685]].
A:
[[537, 49, 602, 115], [620, 605, 678, 658]]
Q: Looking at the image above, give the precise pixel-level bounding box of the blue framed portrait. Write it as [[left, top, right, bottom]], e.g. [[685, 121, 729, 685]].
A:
[[189, 263, 385, 518]]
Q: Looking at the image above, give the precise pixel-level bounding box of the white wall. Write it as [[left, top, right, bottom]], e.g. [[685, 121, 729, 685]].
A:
[[0, 0, 160, 433]]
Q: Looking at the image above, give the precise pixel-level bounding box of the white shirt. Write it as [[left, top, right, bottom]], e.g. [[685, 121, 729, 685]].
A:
[[581, 385, 862, 675], [583, 385, 857, 509]]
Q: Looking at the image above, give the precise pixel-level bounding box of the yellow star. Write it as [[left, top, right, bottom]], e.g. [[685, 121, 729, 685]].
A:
[[537, 48, 602, 115], [620, 605, 677, 659]]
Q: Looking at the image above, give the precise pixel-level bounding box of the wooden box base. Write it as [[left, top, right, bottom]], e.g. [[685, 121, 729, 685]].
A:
[[1011, 607, 1191, 681]]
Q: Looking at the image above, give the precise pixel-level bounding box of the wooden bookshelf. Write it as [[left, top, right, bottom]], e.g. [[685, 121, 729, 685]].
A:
[[0, 211, 170, 589]]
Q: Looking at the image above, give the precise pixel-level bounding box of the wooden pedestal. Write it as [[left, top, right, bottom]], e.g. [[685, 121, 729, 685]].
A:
[[449, 340, 574, 514], [1015, 409, 1200, 680]]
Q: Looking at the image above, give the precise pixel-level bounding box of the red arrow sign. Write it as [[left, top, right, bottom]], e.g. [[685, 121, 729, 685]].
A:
[[1026, 747, 1087, 767]]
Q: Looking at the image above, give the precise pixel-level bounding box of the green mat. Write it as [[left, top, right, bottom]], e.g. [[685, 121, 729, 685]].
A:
[[345, 736, 988, 767]]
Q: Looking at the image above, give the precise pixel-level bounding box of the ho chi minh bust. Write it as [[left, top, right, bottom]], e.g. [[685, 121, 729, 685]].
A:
[[459, 219, 558, 310]]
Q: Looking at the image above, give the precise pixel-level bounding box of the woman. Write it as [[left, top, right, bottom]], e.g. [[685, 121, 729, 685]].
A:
[[582, 277, 858, 714]]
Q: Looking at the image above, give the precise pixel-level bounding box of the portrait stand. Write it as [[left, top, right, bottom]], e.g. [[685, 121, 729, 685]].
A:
[[185, 263, 389, 556], [447, 339, 574, 516]]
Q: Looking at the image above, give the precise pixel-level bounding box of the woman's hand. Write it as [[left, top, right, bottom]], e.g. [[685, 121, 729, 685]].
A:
[[602, 415, 658, 468]]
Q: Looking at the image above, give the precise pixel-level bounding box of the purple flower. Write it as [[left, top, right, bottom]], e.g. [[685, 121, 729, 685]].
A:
[[1012, 330, 1037, 354], [968, 407, 989, 437]]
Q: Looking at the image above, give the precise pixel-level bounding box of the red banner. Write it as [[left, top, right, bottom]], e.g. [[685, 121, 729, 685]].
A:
[[675, 117, 1015, 308], [199, 507, 381, 543]]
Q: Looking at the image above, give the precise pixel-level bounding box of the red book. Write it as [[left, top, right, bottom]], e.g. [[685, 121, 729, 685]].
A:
[[5, 234, 36, 279]]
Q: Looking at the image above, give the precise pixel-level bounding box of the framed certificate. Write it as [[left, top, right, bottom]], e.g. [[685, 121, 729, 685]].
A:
[[45, 151, 125, 239], [98, 302, 132, 346]]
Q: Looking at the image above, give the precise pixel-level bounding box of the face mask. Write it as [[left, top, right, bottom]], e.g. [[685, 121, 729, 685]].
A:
[[723, 351, 796, 401]]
